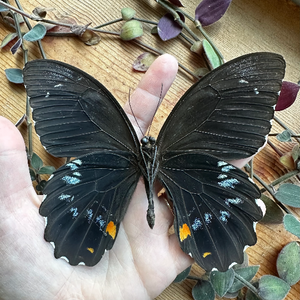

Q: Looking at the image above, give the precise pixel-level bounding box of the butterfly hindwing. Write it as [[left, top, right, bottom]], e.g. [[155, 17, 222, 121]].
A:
[[40, 151, 141, 266], [156, 52, 285, 160], [158, 152, 262, 271], [23, 60, 139, 157]]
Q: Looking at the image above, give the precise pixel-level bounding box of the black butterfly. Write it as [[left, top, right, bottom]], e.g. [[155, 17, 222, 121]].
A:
[[23, 52, 285, 271]]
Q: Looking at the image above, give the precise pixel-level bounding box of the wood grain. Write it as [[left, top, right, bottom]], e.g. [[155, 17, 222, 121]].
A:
[[0, 0, 299, 299]]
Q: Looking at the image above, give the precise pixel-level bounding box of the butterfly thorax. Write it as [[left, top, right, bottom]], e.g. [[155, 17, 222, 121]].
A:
[[140, 136, 159, 229]]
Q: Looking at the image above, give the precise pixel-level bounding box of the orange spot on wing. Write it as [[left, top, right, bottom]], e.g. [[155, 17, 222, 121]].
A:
[[179, 223, 191, 241], [106, 221, 116, 239], [203, 252, 212, 258], [87, 247, 94, 254]]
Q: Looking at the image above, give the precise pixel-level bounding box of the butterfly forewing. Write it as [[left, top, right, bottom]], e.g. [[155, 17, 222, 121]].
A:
[[23, 60, 140, 157], [158, 152, 262, 271], [156, 53, 285, 160], [41, 151, 140, 266]]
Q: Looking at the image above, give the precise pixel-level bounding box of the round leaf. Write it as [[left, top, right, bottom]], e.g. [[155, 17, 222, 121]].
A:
[[275, 81, 299, 111], [228, 266, 260, 293], [192, 280, 215, 300], [257, 275, 290, 300], [277, 241, 300, 286], [1, 32, 18, 48], [133, 52, 156, 72], [210, 268, 235, 297], [5, 68, 23, 84], [276, 130, 292, 142], [195, 0, 232, 27], [283, 214, 300, 239], [157, 12, 184, 41], [121, 7, 136, 20], [23, 23, 47, 42], [31, 152, 43, 171], [260, 194, 284, 225], [38, 165, 56, 175], [276, 183, 300, 207], [173, 265, 191, 283]]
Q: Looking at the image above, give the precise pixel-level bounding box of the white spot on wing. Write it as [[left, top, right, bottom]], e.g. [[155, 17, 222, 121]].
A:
[[60, 256, 70, 263], [218, 161, 228, 167], [239, 79, 249, 84], [54, 83, 63, 88], [73, 159, 82, 165]]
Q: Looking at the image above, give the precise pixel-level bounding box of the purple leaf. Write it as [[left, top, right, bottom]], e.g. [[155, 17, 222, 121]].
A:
[[195, 0, 232, 27], [133, 52, 156, 72], [10, 38, 22, 55], [168, 0, 184, 7], [157, 12, 185, 41], [276, 81, 299, 111]]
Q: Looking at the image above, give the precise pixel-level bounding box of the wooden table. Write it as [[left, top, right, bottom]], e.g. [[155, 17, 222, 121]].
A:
[[0, 0, 299, 299]]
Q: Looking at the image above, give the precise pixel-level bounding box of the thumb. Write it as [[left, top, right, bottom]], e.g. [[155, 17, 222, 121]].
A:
[[0, 117, 36, 202]]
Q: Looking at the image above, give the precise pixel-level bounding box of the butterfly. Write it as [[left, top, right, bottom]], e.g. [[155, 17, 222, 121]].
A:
[[23, 52, 285, 272]]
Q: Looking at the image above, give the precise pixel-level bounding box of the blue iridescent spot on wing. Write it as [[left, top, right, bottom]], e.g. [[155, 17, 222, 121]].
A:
[[66, 162, 79, 170], [62, 175, 81, 185], [218, 178, 239, 189], [204, 213, 213, 225], [225, 197, 243, 206], [219, 210, 230, 223], [221, 165, 235, 172], [192, 217, 203, 231], [70, 207, 79, 218], [95, 215, 106, 230]]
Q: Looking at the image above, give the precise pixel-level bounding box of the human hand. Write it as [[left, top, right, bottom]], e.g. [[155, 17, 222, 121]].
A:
[[0, 54, 194, 300]]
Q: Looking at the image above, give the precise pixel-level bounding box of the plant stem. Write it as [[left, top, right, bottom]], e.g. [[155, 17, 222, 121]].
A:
[[15, 0, 46, 59], [194, 20, 224, 63], [267, 139, 283, 156], [156, 0, 200, 41], [233, 272, 260, 297], [274, 116, 300, 143], [93, 17, 123, 29]]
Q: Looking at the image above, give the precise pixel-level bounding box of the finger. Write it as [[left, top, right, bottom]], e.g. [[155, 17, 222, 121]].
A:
[[123, 54, 178, 139]]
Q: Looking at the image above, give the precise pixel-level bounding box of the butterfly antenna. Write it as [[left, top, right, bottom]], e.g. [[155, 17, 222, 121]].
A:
[[128, 89, 145, 137], [147, 84, 164, 136]]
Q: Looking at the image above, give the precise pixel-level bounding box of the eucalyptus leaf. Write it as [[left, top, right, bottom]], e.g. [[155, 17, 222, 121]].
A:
[[277, 241, 300, 286], [202, 39, 222, 69], [276, 130, 292, 142], [5, 68, 23, 84], [10, 38, 22, 55], [0, 4, 8, 11], [38, 165, 56, 175], [257, 275, 290, 300], [283, 214, 300, 238], [29, 168, 36, 181], [192, 279, 215, 300], [23, 23, 47, 42], [260, 194, 284, 224], [0, 32, 18, 48], [210, 268, 235, 297], [173, 265, 191, 283], [228, 266, 259, 293], [276, 183, 300, 207], [31, 153, 43, 171]]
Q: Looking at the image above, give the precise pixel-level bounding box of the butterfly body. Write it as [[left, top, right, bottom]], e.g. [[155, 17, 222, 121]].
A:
[[23, 53, 285, 271]]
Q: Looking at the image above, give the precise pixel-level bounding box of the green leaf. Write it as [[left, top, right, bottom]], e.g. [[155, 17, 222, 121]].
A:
[[38, 165, 56, 175], [260, 194, 284, 224], [276, 130, 292, 142], [228, 266, 260, 293], [0, 4, 8, 11], [277, 241, 300, 286], [23, 23, 46, 42], [36, 180, 47, 192], [283, 214, 300, 238], [121, 7, 136, 20], [5, 68, 23, 84], [276, 183, 300, 207], [173, 265, 191, 283], [192, 280, 215, 300], [258, 275, 290, 300], [31, 153, 43, 171], [202, 39, 222, 69], [245, 289, 261, 300], [1, 32, 18, 48], [120, 20, 143, 41], [29, 168, 36, 181], [210, 269, 235, 297]]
